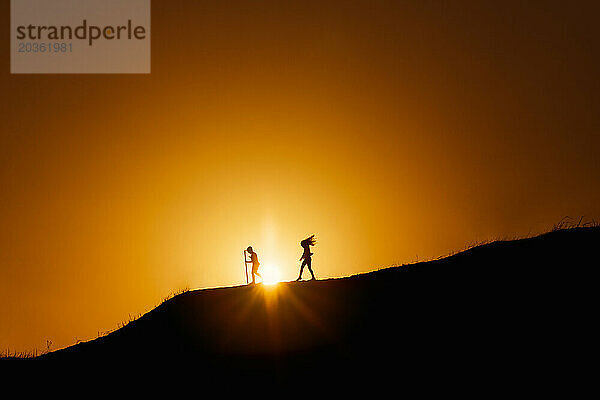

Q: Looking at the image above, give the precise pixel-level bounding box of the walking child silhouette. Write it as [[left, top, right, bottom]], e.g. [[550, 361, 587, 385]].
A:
[[296, 235, 316, 281]]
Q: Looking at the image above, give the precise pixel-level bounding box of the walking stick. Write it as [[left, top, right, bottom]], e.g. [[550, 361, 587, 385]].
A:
[[243, 250, 249, 284]]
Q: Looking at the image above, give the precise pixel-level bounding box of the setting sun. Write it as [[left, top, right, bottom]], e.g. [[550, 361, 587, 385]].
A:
[[260, 264, 282, 286]]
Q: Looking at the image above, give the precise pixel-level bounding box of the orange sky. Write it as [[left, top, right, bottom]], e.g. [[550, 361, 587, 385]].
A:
[[2, 1, 600, 353]]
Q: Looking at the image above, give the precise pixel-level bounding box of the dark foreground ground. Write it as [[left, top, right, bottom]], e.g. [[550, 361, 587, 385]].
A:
[[6, 227, 598, 390]]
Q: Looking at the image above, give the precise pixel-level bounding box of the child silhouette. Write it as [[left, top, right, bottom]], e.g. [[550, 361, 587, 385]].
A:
[[246, 246, 261, 284], [296, 235, 316, 281]]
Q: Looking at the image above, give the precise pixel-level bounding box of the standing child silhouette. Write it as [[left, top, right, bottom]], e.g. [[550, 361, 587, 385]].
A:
[[296, 235, 316, 281], [246, 246, 261, 284]]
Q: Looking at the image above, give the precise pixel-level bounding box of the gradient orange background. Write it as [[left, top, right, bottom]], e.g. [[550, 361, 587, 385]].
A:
[[2, 1, 599, 353]]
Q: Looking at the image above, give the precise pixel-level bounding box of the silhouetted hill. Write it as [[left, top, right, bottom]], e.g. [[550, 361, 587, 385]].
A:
[[34, 227, 599, 387]]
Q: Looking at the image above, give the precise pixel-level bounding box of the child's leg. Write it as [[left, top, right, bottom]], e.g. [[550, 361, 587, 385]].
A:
[[297, 259, 307, 280], [306, 258, 315, 279], [252, 269, 261, 284]]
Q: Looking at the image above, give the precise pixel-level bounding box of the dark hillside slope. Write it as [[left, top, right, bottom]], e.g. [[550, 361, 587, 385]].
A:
[[40, 227, 598, 383]]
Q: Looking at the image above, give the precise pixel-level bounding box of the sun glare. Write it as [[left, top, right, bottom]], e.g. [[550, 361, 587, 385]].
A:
[[261, 264, 282, 286]]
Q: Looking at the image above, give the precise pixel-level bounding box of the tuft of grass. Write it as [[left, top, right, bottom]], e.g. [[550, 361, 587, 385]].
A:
[[552, 215, 598, 231], [0, 348, 38, 359], [158, 286, 191, 306]]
